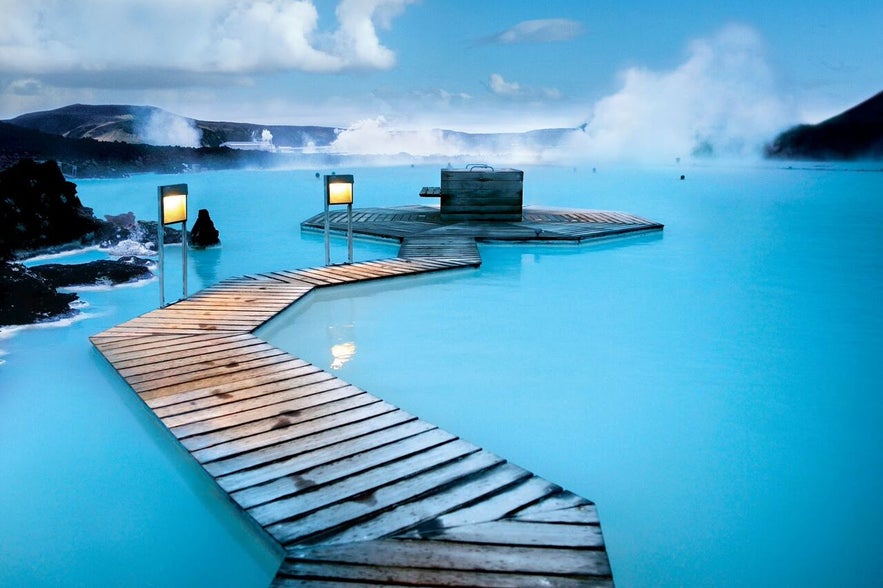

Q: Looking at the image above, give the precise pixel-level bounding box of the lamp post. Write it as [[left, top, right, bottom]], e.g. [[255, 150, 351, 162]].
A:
[[157, 183, 188, 307], [324, 174, 354, 265]]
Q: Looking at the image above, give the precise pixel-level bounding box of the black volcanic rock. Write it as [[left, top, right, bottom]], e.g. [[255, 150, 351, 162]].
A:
[[31, 257, 153, 288], [188, 208, 220, 247], [765, 91, 883, 160], [0, 159, 166, 325], [0, 159, 104, 259], [0, 262, 77, 326]]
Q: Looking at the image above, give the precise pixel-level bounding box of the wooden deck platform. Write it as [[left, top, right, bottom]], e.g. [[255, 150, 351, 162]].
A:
[[90, 205, 663, 585], [302, 204, 664, 260]]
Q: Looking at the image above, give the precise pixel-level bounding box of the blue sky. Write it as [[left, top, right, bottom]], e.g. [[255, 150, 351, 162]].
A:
[[1, 0, 880, 158]]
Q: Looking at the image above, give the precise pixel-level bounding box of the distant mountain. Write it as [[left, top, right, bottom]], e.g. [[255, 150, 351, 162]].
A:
[[2, 103, 584, 176], [6, 104, 339, 149], [0, 119, 280, 177], [765, 91, 883, 160]]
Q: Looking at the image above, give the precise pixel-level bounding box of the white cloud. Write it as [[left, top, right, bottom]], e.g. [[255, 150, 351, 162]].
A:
[[488, 73, 562, 101], [0, 0, 415, 78], [489, 73, 521, 97], [492, 18, 584, 44], [558, 24, 788, 161]]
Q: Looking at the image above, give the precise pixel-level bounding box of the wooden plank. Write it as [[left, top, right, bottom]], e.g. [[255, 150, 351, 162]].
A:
[[275, 559, 612, 587], [137, 353, 303, 400], [408, 519, 604, 548], [187, 397, 394, 459], [513, 504, 601, 525], [512, 491, 593, 516], [126, 347, 290, 388], [167, 379, 360, 439], [234, 428, 460, 511], [428, 476, 562, 529], [96, 333, 252, 363], [220, 419, 440, 495], [116, 339, 273, 377], [320, 461, 531, 546], [158, 368, 336, 426], [204, 409, 418, 478], [152, 364, 329, 418], [265, 448, 502, 544], [280, 539, 612, 577], [143, 357, 313, 408]]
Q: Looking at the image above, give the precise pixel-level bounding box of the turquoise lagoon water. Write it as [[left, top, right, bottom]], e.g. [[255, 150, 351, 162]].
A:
[[1, 163, 881, 587]]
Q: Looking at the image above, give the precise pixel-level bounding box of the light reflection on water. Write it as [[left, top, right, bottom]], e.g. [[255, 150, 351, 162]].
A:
[[2, 163, 881, 587]]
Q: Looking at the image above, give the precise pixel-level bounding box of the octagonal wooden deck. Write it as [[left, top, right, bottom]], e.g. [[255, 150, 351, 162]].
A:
[[91, 205, 662, 586]]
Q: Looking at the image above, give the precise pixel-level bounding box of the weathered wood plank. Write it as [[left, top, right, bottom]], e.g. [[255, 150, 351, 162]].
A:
[[143, 357, 312, 408], [127, 347, 290, 389], [266, 449, 503, 545], [116, 339, 274, 378], [320, 461, 531, 546], [167, 379, 359, 438], [512, 491, 593, 516], [232, 428, 458, 510], [427, 476, 562, 529], [187, 397, 393, 459], [218, 419, 439, 494], [96, 333, 252, 363], [280, 539, 612, 577], [137, 353, 303, 400], [204, 409, 418, 478], [275, 560, 612, 587], [409, 519, 604, 548], [152, 364, 329, 418], [512, 503, 601, 525]]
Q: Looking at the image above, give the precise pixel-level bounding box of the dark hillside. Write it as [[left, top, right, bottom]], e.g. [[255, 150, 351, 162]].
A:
[[6, 103, 339, 149], [9, 104, 158, 141], [765, 90, 883, 160], [0, 120, 275, 176]]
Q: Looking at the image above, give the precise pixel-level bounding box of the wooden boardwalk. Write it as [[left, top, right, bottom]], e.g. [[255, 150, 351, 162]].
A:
[[90, 204, 663, 586]]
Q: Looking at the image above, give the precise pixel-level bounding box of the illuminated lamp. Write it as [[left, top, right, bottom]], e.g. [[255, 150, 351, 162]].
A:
[[323, 174, 354, 265], [157, 183, 189, 307]]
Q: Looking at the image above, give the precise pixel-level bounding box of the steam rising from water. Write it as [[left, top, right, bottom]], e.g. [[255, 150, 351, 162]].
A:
[[138, 110, 202, 147], [328, 25, 788, 164], [565, 24, 787, 162]]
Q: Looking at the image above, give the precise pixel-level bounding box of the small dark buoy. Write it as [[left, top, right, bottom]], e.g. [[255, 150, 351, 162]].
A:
[[315, 172, 320, 178], [680, 175, 685, 180]]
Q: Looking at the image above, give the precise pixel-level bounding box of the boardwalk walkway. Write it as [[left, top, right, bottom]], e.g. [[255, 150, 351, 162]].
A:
[[91, 206, 662, 586]]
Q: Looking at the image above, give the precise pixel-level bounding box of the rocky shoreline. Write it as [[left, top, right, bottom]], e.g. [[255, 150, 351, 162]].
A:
[[0, 158, 202, 327]]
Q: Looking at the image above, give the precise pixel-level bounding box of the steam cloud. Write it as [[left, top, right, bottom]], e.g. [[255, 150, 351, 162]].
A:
[[330, 25, 789, 164], [563, 24, 788, 162], [138, 110, 202, 148]]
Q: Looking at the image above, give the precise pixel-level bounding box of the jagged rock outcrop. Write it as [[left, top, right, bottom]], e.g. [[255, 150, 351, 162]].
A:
[[0, 262, 78, 325], [0, 159, 104, 258], [189, 208, 220, 248]]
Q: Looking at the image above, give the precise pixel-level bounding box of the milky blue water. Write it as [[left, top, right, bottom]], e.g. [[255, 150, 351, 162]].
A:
[[2, 163, 881, 587]]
